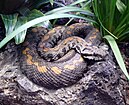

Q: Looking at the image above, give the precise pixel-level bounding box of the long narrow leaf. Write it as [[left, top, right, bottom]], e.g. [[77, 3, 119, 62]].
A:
[[1, 14, 18, 35], [49, 0, 54, 6], [70, 0, 91, 6], [14, 17, 27, 44], [116, 0, 126, 14], [104, 35, 129, 80], [0, 13, 96, 48], [27, 9, 51, 28], [108, 0, 117, 31], [45, 6, 92, 16]]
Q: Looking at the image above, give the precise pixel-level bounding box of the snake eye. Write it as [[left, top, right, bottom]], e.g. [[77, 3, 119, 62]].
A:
[[62, 48, 67, 53]]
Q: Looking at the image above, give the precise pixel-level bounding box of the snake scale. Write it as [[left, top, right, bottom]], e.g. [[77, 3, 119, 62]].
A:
[[19, 23, 107, 89]]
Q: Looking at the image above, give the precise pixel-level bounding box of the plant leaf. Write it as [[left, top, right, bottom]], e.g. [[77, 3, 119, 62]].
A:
[[0, 13, 96, 48], [70, 0, 91, 6], [1, 14, 18, 35], [104, 35, 129, 80], [14, 17, 28, 44], [116, 0, 126, 14], [49, 0, 54, 6], [27, 9, 52, 28], [29, 0, 50, 9], [45, 6, 91, 15]]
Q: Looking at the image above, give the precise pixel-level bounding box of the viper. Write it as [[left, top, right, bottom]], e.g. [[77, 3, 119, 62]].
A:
[[19, 23, 107, 89]]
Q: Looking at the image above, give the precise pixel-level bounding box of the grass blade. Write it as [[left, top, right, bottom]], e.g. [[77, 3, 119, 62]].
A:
[[1, 14, 18, 35], [49, 0, 54, 6], [14, 17, 27, 44], [108, 0, 117, 31], [0, 13, 96, 48], [70, 0, 91, 6], [104, 35, 129, 80], [116, 0, 126, 14], [45, 6, 90, 15]]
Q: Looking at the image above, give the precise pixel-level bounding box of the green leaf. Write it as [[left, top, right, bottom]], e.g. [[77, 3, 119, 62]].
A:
[[49, 0, 54, 6], [14, 17, 28, 44], [1, 14, 18, 35], [29, 0, 50, 9], [0, 13, 96, 48], [116, 0, 126, 14], [104, 35, 129, 80], [45, 6, 92, 15], [92, 0, 129, 42], [27, 9, 52, 28], [70, 0, 91, 6]]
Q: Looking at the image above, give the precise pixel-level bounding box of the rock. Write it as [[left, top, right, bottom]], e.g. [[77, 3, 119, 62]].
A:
[[0, 40, 127, 105]]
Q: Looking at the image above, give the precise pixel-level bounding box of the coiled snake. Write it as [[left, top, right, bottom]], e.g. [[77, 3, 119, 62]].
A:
[[19, 23, 106, 89]]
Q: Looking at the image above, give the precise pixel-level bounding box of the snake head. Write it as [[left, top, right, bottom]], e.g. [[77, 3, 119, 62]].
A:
[[81, 45, 108, 61]]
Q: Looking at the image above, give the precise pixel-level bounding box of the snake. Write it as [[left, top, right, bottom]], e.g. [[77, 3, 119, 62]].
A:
[[19, 23, 107, 89]]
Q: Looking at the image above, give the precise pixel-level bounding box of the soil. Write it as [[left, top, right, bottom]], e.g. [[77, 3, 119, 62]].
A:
[[0, 1, 129, 105]]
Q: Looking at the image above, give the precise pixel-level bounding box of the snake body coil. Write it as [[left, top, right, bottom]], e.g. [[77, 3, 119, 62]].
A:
[[19, 23, 106, 89]]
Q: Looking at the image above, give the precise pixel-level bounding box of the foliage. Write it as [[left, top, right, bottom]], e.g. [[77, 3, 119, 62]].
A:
[[92, 0, 129, 79], [0, 0, 94, 47], [92, 0, 129, 41]]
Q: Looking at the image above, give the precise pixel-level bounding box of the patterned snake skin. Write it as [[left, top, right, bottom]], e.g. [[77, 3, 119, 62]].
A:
[[19, 23, 107, 89]]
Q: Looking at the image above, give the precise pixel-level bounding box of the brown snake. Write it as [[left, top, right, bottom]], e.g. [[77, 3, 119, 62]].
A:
[[19, 23, 107, 89]]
